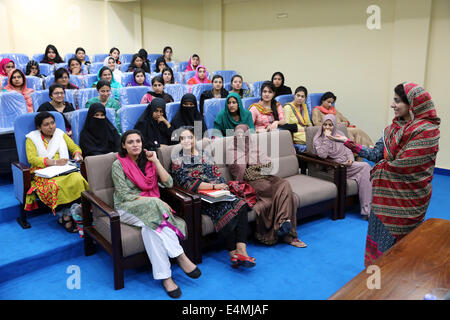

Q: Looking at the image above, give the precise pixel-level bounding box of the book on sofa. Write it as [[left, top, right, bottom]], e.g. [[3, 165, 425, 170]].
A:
[[198, 189, 236, 203]]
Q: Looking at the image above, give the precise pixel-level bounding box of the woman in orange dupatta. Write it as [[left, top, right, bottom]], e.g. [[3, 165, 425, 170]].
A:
[[4, 69, 34, 113], [311, 91, 373, 147]]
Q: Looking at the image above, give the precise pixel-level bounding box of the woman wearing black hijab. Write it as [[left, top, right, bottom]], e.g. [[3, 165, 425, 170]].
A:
[[79, 103, 121, 157], [271, 72, 292, 97], [134, 98, 174, 151], [170, 93, 207, 135]]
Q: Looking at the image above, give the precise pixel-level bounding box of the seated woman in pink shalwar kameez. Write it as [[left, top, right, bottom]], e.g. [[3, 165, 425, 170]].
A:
[[313, 114, 372, 219]]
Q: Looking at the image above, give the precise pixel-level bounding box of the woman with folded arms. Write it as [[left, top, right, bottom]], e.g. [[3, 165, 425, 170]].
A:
[[25, 112, 88, 232], [112, 129, 200, 298]]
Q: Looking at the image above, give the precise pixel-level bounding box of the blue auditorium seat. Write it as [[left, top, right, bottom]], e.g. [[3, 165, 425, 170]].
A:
[[213, 70, 237, 84], [1, 76, 42, 91], [306, 92, 328, 117], [178, 61, 189, 72], [119, 54, 134, 64], [64, 53, 91, 63], [119, 86, 150, 106], [165, 84, 187, 102], [0, 53, 30, 65], [184, 71, 196, 82], [89, 62, 104, 75], [43, 74, 83, 90], [165, 102, 180, 123], [0, 92, 28, 133], [147, 54, 162, 63], [224, 81, 250, 92], [71, 108, 116, 145], [118, 104, 147, 134], [92, 54, 109, 63], [242, 97, 260, 110], [31, 89, 77, 112], [275, 94, 294, 107], [32, 54, 45, 63], [203, 98, 226, 130], [173, 72, 185, 84], [120, 72, 151, 87], [82, 74, 98, 89], [38, 64, 55, 77], [251, 80, 266, 98], [190, 83, 213, 101], [119, 62, 131, 73]]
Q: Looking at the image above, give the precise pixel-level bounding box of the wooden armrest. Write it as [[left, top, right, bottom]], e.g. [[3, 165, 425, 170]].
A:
[[12, 162, 30, 171], [81, 190, 120, 221], [297, 152, 343, 169]]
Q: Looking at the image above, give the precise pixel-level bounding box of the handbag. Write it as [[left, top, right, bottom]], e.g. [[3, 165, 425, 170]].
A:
[[228, 180, 257, 208]]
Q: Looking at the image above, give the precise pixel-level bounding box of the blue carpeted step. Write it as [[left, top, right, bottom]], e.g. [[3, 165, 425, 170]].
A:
[[0, 182, 20, 224], [0, 211, 84, 284]]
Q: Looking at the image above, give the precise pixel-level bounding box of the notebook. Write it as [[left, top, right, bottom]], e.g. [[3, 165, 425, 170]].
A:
[[198, 189, 231, 198], [34, 164, 79, 178]]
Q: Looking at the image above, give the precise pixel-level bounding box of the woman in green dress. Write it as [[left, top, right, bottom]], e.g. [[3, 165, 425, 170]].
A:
[[214, 92, 255, 136], [111, 129, 200, 298], [25, 112, 89, 233], [85, 80, 121, 132]]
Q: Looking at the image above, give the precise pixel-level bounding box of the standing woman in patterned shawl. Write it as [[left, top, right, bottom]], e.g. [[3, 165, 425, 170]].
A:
[[329, 83, 440, 266]]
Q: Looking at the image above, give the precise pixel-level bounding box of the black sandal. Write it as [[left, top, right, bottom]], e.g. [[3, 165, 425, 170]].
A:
[[58, 217, 78, 233]]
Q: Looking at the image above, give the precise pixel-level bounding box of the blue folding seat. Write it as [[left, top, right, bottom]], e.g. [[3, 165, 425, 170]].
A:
[[189, 83, 213, 101], [213, 70, 237, 84], [118, 104, 147, 134], [242, 96, 260, 110], [275, 94, 294, 107], [184, 71, 196, 82], [0, 53, 30, 65], [65, 53, 91, 63], [165, 102, 181, 123], [224, 81, 250, 92], [203, 98, 226, 130], [71, 108, 117, 145], [25, 76, 44, 91], [178, 61, 189, 72], [147, 54, 162, 63], [306, 92, 327, 117], [119, 54, 134, 64], [32, 54, 45, 63], [11, 112, 65, 228], [43, 74, 83, 90], [119, 62, 131, 73], [251, 80, 267, 98], [89, 62, 104, 75], [120, 72, 134, 86], [92, 54, 109, 63], [72, 88, 99, 109], [82, 74, 98, 89], [173, 72, 185, 84], [165, 84, 187, 102], [38, 63, 54, 77], [119, 86, 150, 106], [30, 89, 76, 112], [0, 92, 28, 133]]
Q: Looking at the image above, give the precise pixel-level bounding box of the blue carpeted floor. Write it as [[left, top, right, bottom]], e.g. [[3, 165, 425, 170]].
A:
[[0, 174, 449, 300]]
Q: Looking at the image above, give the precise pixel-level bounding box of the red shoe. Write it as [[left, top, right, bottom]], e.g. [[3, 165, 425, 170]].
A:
[[230, 255, 240, 268], [234, 254, 256, 268]]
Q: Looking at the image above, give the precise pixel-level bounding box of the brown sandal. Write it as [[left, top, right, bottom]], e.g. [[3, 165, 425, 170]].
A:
[[290, 238, 307, 248]]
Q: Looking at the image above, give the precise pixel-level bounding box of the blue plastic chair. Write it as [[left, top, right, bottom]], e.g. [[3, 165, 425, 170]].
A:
[[147, 54, 162, 63], [173, 72, 185, 84], [92, 54, 109, 63], [119, 54, 134, 64], [166, 102, 181, 123], [165, 84, 187, 102], [224, 81, 250, 92], [276, 94, 294, 107], [0, 53, 30, 65], [118, 104, 147, 134], [190, 83, 213, 101], [184, 71, 196, 82], [32, 54, 45, 63], [119, 86, 150, 106], [242, 97, 260, 110], [0, 92, 28, 133], [119, 62, 131, 73], [213, 70, 238, 84], [82, 74, 98, 89], [31, 89, 77, 112], [203, 98, 226, 130], [88, 62, 104, 75], [37, 63, 54, 77], [306, 92, 329, 117], [178, 61, 189, 72], [251, 80, 267, 98], [71, 108, 117, 145], [65, 53, 91, 63], [72, 88, 102, 109], [1, 76, 43, 91], [11, 111, 66, 228], [43, 74, 83, 90]]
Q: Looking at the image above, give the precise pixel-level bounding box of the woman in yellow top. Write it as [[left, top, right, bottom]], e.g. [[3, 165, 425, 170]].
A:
[[25, 112, 89, 233], [282, 86, 312, 153]]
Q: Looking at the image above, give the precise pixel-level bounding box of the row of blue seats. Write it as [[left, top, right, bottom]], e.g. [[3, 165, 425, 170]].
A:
[[0, 53, 169, 66], [1, 70, 242, 91]]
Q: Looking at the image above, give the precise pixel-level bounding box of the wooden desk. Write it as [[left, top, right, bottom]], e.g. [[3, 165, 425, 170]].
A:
[[329, 218, 450, 300]]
